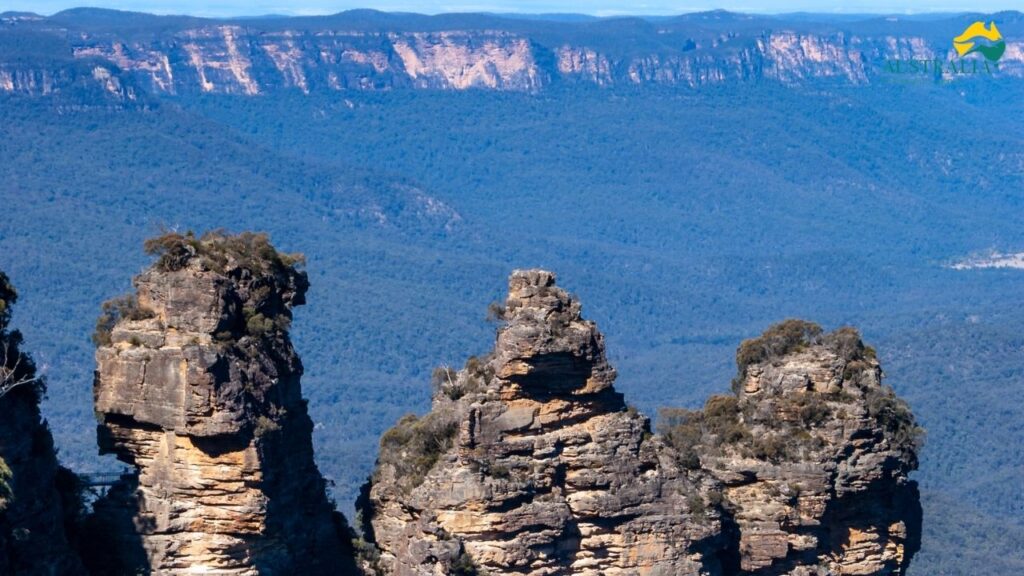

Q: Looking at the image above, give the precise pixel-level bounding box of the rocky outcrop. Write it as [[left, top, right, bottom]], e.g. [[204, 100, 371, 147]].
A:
[[362, 273, 922, 576], [84, 232, 357, 576], [361, 270, 725, 576], [661, 320, 922, 575], [0, 271, 85, 575]]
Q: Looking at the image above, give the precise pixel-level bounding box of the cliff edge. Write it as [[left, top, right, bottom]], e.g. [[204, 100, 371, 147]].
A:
[[83, 231, 358, 575]]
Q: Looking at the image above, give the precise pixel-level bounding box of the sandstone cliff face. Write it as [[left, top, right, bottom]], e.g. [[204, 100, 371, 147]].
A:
[[68, 26, 543, 95], [66, 25, 1018, 94], [4, 11, 1021, 97], [363, 273, 922, 576], [661, 321, 922, 575], [85, 232, 356, 576], [0, 271, 85, 575], [362, 270, 725, 576]]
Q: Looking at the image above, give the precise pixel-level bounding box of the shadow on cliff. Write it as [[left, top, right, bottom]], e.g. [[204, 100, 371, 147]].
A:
[[821, 479, 923, 576], [76, 470, 150, 575], [721, 477, 922, 576], [255, 411, 362, 576], [77, 422, 364, 576]]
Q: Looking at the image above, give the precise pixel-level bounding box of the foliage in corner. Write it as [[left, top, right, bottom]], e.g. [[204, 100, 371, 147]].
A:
[[143, 230, 308, 341], [0, 271, 43, 400], [733, 319, 823, 391], [866, 385, 926, 461], [451, 549, 482, 576], [143, 229, 305, 277], [0, 456, 11, 511], [664, 322, 923, 467], [376, 409, 460, 494], [659, 394, 751, 467], [732, 321, 882, 393]]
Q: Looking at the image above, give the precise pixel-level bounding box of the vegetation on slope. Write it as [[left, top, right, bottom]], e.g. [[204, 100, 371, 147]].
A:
[[0, 272, 42, 401], [0, 457, 10, 511], [143, 230, 305, 275], [663, 320, 923, 467]]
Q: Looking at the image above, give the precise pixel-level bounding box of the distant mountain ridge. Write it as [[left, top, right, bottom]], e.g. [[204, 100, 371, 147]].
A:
[[1, 8, 1022, 98]]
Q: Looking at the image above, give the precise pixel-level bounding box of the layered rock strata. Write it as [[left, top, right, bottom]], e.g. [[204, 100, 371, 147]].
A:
[[4, 12, 1024, 98], [361, 270, 725, 576], [0, 271, 85, 575], [661, 320, 922, 575], [85, 232, 357, 575], [362, 273, 922, 576]]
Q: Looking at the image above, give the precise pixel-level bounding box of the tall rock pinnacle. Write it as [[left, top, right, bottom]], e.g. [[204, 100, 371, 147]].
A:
[[361, 269, 725, 576], [85, 231, 357, 575]]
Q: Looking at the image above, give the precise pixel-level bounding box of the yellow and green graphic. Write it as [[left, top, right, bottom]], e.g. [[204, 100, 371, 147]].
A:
[[953, 21, 1006, 62]]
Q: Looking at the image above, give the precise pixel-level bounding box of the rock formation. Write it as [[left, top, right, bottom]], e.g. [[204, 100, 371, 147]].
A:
[[0, 271, 85, 575], [3, 11, 1023, 98], [0, 249, 924, 576], [661, 320, 923, 575], [361, 270, 726, 576], [84, 232, 357, 575], [362, 272, 922, 576]]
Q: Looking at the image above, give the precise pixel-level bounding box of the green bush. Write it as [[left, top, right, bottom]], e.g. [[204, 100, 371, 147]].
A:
[[254, 415, 282, 437], [659, 395, 752, 466], [450, 550, 480, 576], [703, 395, 750, 445], [687, 493, 707, 516], [351, 536, 383, 575], [377, 409, 460, 492], [750, 433, 786, 461], [144, 230, 304, 276], [0, 456, 11, 510], [866, 386, 925, 455], [245, 312, 275, 337], [431, 366, 460, 399], [0, 272, 43, 400], [0, 271, 16, 328], [485, 301, 506, 323], [793, 393, 831, 427], [733, 319, 823, 392], [92, 294, 155, 347], [736, 319, 823, 372], [657, 407, 703, 469]]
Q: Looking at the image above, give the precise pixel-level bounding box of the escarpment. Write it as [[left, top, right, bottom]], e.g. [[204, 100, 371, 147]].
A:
[[4, 11, 1024, 99], [661, 320, 922, 575], [84, 232, 358, 575], [0, 271, 85, 575], [361, 273, 922, 576], [361, 270, 727, 576]]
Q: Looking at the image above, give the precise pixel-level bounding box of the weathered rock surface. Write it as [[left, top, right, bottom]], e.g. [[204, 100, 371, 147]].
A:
[[0, 271, 85, 575], [84, 232, 357, 576], [362, 274, 922, 576], [361, 270, 725, 576], [662, 321, 922, 575]]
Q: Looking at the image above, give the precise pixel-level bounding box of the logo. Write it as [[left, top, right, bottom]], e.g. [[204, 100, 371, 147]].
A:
[[953, 21, 1006, 62], [883, 19, 1007, 79]]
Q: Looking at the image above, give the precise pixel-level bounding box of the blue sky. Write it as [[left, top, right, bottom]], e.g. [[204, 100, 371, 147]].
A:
[[2, 0, 1020, 17]]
